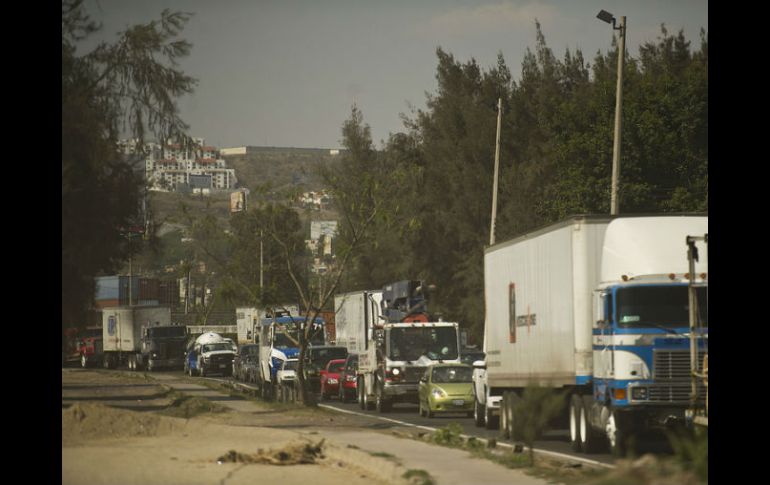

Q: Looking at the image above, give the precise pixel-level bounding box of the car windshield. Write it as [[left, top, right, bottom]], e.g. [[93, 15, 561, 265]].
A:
[[388, 327, 458, 361], [616, 286, 708, 328], [431, 366, 472, 383], [282, 360, 298, 371], [328, 362, 345, 373], [201, 343, 232, 352]]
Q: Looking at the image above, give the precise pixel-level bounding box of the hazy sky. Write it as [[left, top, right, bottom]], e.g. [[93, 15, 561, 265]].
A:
[[80, 0, 707, 150]]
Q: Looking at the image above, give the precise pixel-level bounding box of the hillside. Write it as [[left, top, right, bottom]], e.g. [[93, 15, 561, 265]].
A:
[[147, 146, 343, 237], [228, 147, 340, 196]]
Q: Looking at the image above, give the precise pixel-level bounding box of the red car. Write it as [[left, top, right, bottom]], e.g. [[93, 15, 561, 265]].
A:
[[338, 354, 358, 403], [319, 359, 347, 400]]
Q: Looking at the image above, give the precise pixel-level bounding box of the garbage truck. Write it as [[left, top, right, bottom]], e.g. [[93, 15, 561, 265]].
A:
[[480, 214, 708, 456], [335, 281, 461, 413]]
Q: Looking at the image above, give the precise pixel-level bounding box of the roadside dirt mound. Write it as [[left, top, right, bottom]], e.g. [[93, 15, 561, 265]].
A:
[[217, 439, 326, 465], [62, 402, 182, 445]]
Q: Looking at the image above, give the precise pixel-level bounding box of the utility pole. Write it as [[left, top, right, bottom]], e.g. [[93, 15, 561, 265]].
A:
[[597, 10, 626, 216], [489, 98, 503, 246]]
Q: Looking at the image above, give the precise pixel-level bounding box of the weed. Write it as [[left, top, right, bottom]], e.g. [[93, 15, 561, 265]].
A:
[[513, 383, 567, 465], [160, 393, 228, 418], [402, 469, 435, 485], [667, 428, 708, 482]]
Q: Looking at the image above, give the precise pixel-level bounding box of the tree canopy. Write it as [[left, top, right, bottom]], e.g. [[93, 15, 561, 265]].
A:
[[330, 23, 708, 344], [62, 0, 196, 330]]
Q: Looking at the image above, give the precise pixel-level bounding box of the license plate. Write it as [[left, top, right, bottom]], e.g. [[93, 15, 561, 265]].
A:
[[452, 399, 465, 406]]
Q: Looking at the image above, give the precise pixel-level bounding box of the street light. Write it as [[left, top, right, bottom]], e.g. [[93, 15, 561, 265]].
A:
[[597, 9, 626, 216]]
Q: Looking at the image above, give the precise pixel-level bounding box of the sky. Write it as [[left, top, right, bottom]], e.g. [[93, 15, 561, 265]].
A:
[[79, 0, 708, 150]]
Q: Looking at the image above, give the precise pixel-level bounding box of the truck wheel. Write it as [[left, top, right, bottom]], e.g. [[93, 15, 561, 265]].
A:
[[474, 397, 485, 427], [569, 394, 583, 452], [580, 395, 601, 454], [375, 385, 390, 413], [500, 393, 509, 439], [606, 408, 628, 457], [358, 379, 365, 410]]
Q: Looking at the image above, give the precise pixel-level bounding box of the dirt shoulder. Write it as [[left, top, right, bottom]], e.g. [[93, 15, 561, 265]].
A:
[[62, 369, 412, 485]]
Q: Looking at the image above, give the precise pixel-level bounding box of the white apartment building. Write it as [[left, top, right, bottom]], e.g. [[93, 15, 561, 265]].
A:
[[138, 138, 238, 192]]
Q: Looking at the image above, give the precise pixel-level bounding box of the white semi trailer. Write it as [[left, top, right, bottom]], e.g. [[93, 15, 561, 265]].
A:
[[478, 215, 708, 456]]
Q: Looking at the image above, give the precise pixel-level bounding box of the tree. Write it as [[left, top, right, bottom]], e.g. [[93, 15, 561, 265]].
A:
[[62, 0, 196, 333]]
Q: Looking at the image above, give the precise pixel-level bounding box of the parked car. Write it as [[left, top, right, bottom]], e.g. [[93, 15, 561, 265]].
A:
[[338, 354, 358, 403], [233, 344, 259, 381], [459, 349, 485, 366], [277, 358, 299, 402], [305, 346, 348, 393], [320, 359, 347, 400], [418, 363, 474, 418]]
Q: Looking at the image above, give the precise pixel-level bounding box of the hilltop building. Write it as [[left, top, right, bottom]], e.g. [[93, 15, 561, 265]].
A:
[[120, 138, 238, 192]]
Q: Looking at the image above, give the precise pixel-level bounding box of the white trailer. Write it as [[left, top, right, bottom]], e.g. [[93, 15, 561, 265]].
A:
[[481, 215, 708, 456], [334, 290, 382, 354], [236, 307, 265, 345], [102, 306, 171, 370]]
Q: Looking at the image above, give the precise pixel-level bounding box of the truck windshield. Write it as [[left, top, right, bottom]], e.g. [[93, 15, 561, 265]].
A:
[[388, 327, 458, 361], [273, 322, 325, 348], [201, 343, 232, 352], [147, 327, 186, 338], [616, 286, 708, 328]]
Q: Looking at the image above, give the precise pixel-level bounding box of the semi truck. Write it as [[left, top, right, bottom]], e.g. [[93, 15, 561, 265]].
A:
[[478, 215, 708, 456], [335, 281, 462, 413], [101, 306, 175, 370]]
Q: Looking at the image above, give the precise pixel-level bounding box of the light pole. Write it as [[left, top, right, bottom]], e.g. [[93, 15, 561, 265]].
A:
[[597, 9, 625, 216]]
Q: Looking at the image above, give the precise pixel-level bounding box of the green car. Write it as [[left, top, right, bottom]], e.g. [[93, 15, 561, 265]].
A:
[[418, 363, 474, 418]]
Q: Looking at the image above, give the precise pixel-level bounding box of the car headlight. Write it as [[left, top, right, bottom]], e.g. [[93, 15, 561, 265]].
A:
[[391, 367, 401, 376], [151, 353, 158, 358], [431, 388, 446, 399]]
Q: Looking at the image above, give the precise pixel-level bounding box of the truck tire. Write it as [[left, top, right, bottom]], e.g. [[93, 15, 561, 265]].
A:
[[500, 393, 509, 439], [358, 379, 366, 410], [474, 397, 485, 427], [605, 407, 628, 457], [569, 394, 583, 452], [485, 398, 498, 431], [375, 384, 391, 413], [580, 395, 601, 454]]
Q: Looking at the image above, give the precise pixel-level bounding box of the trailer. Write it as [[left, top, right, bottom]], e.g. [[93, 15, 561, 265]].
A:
[[481, 215, 708, 456]]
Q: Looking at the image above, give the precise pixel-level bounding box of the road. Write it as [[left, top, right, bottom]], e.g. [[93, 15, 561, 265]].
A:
[[161, 370, 675, 469]]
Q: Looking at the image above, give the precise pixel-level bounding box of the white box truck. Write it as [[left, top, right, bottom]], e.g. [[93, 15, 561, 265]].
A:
[[479, 215, 708, 456], [101, 306, 173, 370]]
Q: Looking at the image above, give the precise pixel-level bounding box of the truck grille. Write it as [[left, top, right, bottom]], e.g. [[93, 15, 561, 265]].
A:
[[650, 349, 707, 404], [210, 354, 233, 365], [647, 383, 706, 404], [403, 366, 425, 383], [654, 350, 705, 380]]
